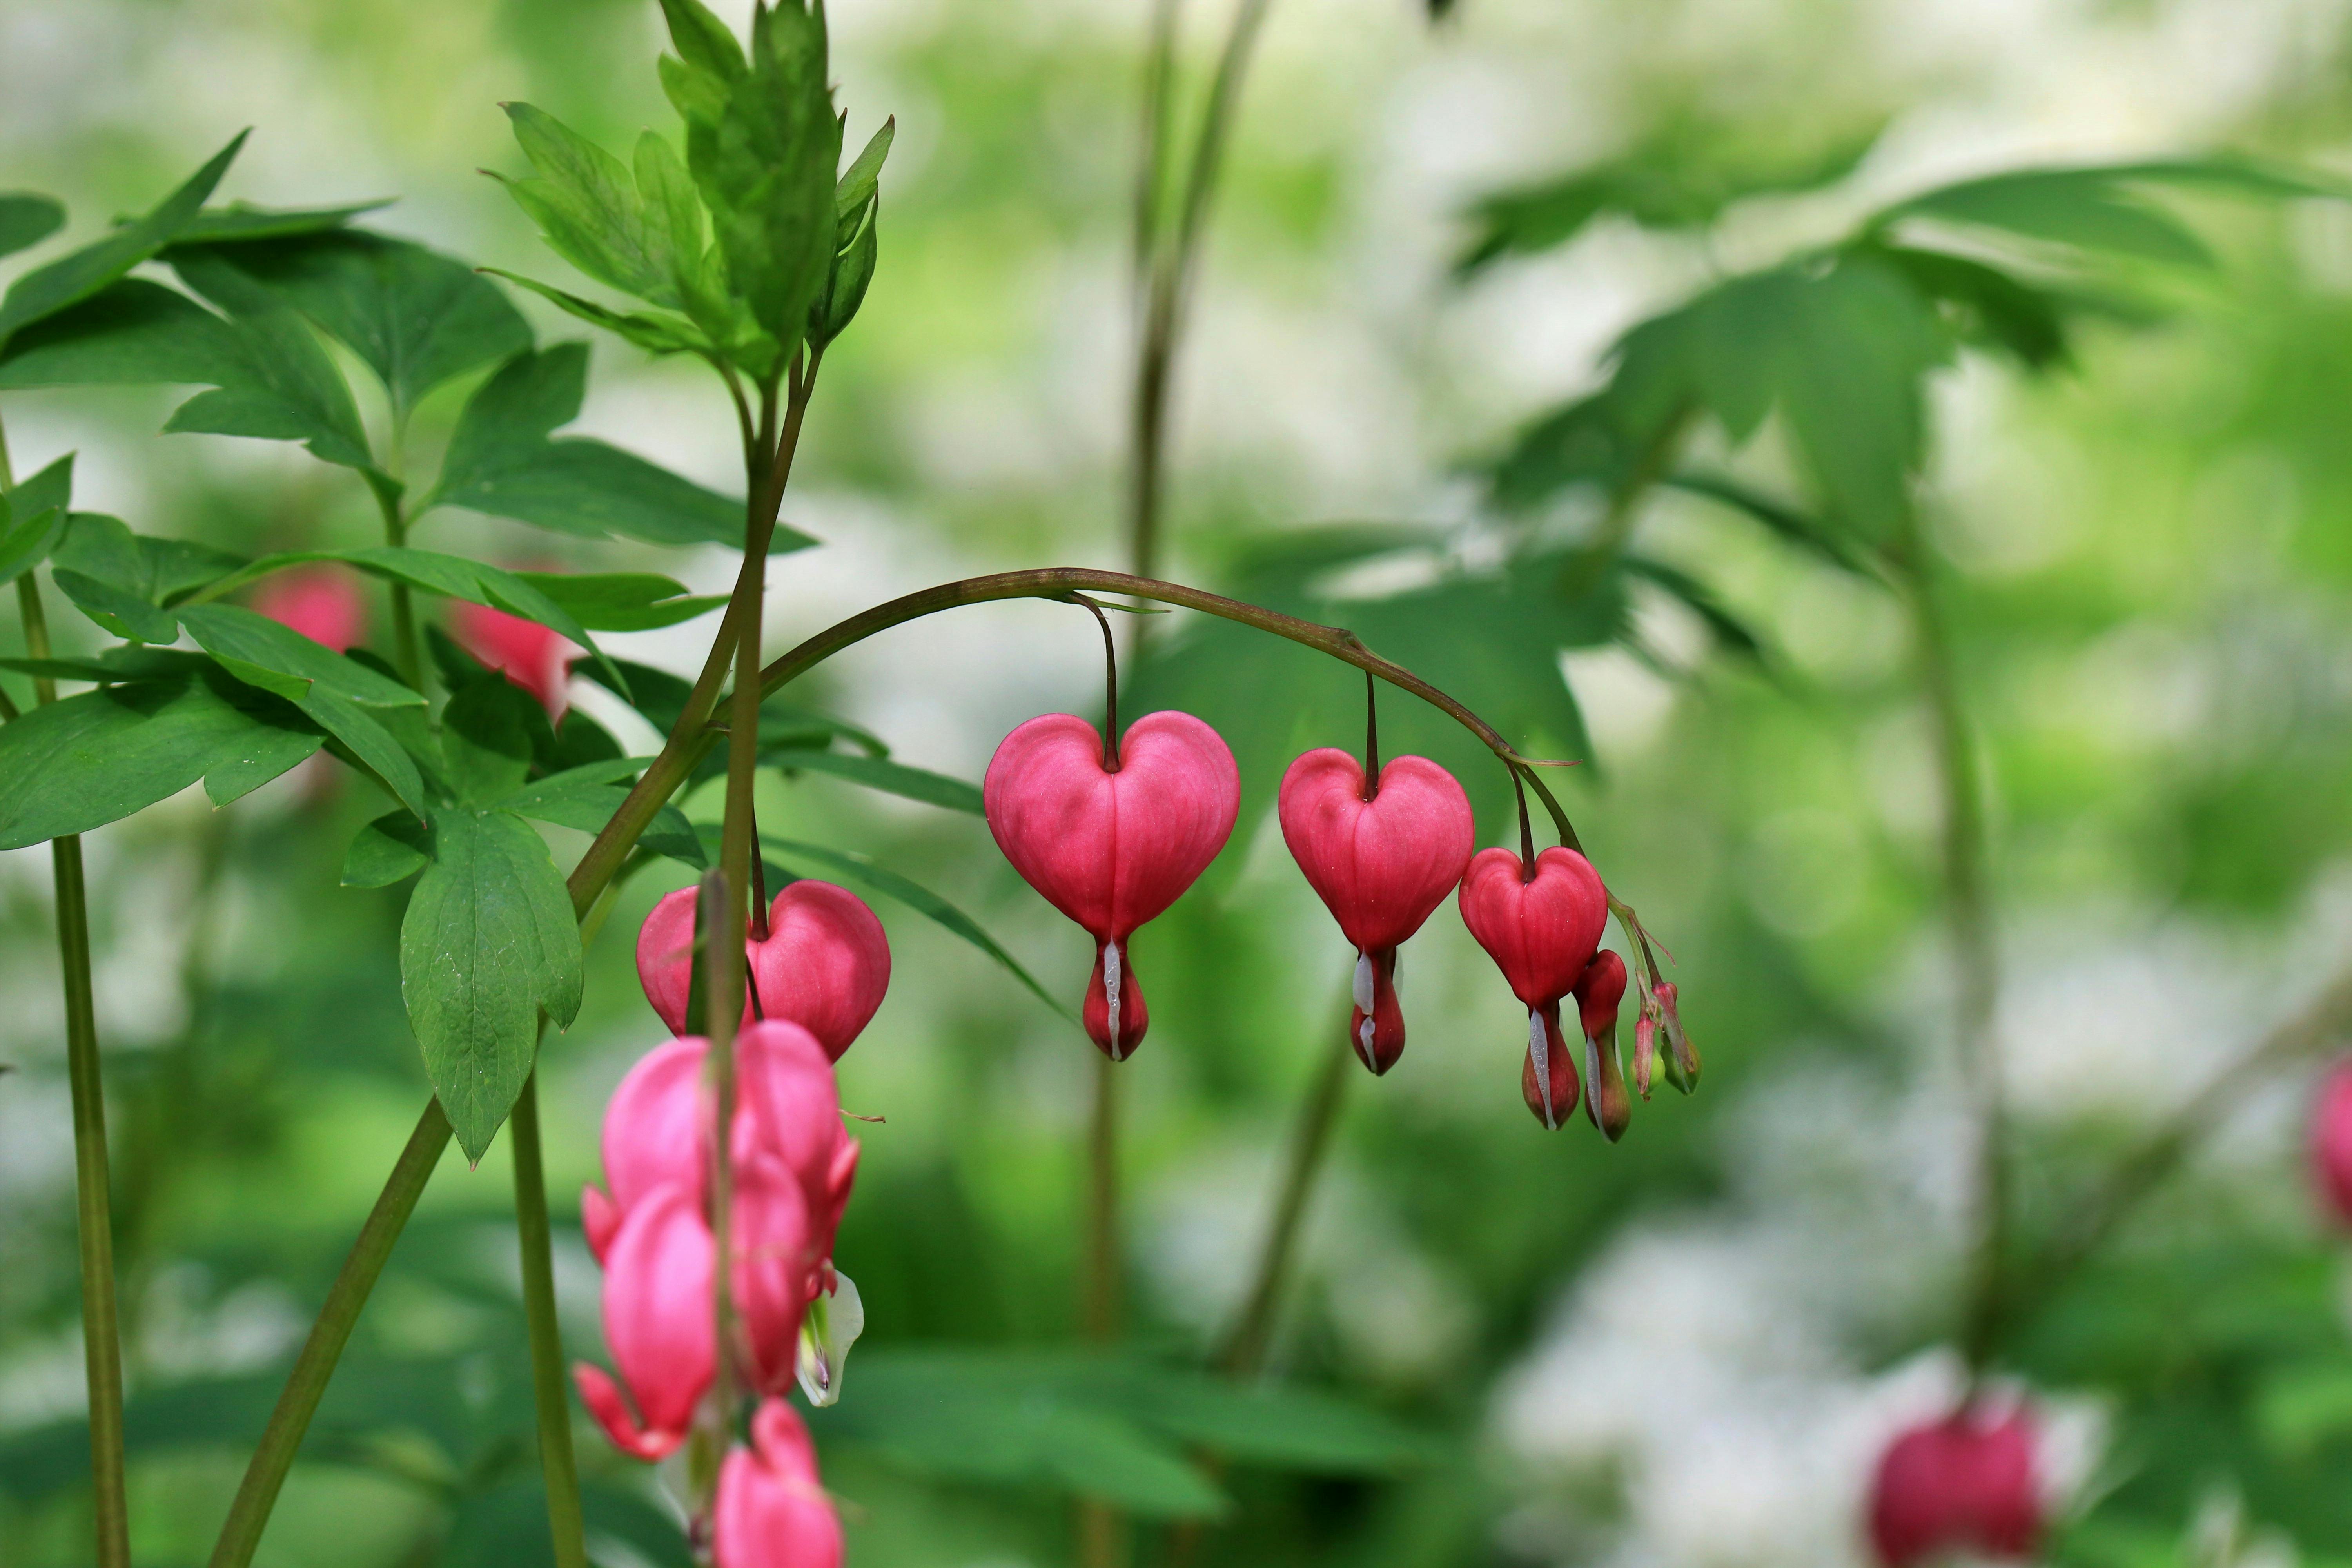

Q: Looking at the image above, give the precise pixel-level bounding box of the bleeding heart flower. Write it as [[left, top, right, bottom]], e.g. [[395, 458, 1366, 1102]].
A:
[[1459, 845, 1609, 1130], [715, 1400, 845, 1568], [984, 711, 1239, 1060], [253, 566, 366, 652], [636, 882, 891, 1060], [1278, 748, 1475, 1074], [453, 599, 576, 717], [574, 1181, 712, 1461], [2312, 1060, 2352, 1229], [1572, 950, 1630, 1140], [1867, 1403, 2043, 1566]]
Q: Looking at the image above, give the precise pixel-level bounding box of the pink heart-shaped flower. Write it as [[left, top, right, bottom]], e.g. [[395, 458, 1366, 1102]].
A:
[[1456, 846, 1609, 1010], [984, 711, 1239, 1059], [715, 1400, 844, 1568], [576, 1181, 713, 1461], [1868, 1403, 2042, 1567], [1278, 748, 1474, 1073], [636, 881, 891, 1060]]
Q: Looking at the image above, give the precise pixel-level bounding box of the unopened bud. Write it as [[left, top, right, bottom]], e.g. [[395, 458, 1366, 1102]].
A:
[[1633, 1012, 1657, 1100], [1653, 980, 1699, 1092]]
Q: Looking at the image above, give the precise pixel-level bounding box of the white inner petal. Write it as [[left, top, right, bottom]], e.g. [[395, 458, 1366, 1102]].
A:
[[1352, 950, 1375, 1013], [1584, 1034, 1602, 1122], [1529, 1007, 1554, 1130], [1357, 1016, 1378, 1069], [1102, 940, 1123, 1059]]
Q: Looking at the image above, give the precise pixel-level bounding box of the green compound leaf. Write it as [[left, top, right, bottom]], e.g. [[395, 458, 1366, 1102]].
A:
[[171, 200, 391, 245], [163, 247, 379, 475], [342, 809, 434, 888], [0, 279, 247, 391], [49, 513, 247, 643], [0, 661, 324, 849], [756, 833, 1074, 1027], [401, 806, 584, 1161], [497, 102, 675, 303], [0, 134, 243, 351], [767, 747, 982, 815], [0, 454, 76, 584], [174, 229, 530, 417], [438, 675, 543, 806], [425, 343, 811, 553], [498, 759, 705, 867], [0, 193, 66, 262]]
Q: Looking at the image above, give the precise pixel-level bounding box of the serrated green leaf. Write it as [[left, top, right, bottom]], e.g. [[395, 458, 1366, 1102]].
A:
[[0, 664, 323, 848], [426, 344, 797, 552], [476, 267, 710, 358], [0, 134, 243, 350], [0, 279, 247, 390], [497, 103, 671, 303], [659, 0, 747, 83], [343, 809, 433, 887], [515, 569, 726, 630], [0, 193, 66, 261], [659, 52, 731, 131], [49, 513, 246, 643], [768, 747, 982, 814], [401, 807, 584, 1159], [163, 247, 378, 474], [758, 833, 1075, 1025], [812, 191, 878, 348], [176, 230, 530, 417], [690, 1, 840, 348]]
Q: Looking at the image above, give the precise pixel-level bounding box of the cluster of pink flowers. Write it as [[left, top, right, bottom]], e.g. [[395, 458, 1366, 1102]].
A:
[[576, 880, 890, 1565], [982, 711, 1672, 1134]]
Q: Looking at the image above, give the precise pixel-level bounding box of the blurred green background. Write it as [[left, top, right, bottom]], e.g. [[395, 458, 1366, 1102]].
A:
[[7, 0, 2352, 1564]]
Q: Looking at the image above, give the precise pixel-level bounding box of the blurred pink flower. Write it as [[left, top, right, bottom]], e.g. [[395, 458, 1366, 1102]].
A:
[[1867, 1402, 2041, 1566], [2313, 1060, 2352, 1228], [574, 1182, 712, 1461], [452, 599, 575, 717], [253, 566, 366, 653], [714, 1400, 844, 1568]]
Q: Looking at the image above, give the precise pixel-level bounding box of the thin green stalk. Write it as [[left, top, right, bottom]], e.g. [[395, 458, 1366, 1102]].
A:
[[374, 490, 423, 692], [1217, 1013, 1352, 1376], [1890, 530, 2005, 1370], [510, 1073, 588, 1568], [8, 460, 130, 1567], [207, 1101, 453, 1568]]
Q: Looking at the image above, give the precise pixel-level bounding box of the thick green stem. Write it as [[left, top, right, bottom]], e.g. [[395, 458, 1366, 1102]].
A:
[[1891, 533, 2004, 1370], [207, 1101, 453, 1568], [370, 484, 424, 693], [1217, 1011, 1352, 1377], [11, 522, 130, 1568], [510, 1074, 588, 1568]]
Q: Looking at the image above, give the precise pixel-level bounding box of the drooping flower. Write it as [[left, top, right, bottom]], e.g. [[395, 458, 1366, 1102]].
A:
[[575, 1022, 858, 1456], [1867, 1403, 2043, 1567], [637, 881, 892, 1059], [714, 1400, 846, 1568], [452, 599, 576, 717], [2312, 1060, 2352, 1229], [984, 711, 1239, 1060], [1278, 748, 1475, 1074], [1458, 845, 1609, 1131], [1572, 950, 1630, 1140], [253, 566, 366, 652]]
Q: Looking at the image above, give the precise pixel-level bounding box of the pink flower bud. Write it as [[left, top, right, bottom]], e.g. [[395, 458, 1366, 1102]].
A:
[[983, 711, 1239, 1060], [2313, 1060, 2352, 1229], [1459, 846, 1610, 1128], [636, 881, 892, 1060], [714, 1400, 844, 1568], [1278, 748, 1475, 1074], [252, 566, 366, 652], [452, 599, 576, 717], [1573, 951, 1631, 1140], [575, 1182, 713, 1461], [1867, 1403, 2042, 1567]]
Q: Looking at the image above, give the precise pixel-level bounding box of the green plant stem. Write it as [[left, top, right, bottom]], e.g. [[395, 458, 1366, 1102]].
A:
[[207, 1100, 453, 1568], [1890, 532, 2005, 1371], [12, 541, 131, 1568], [372, 487, 423, 692], [1129, 0, 1277, 584], [510, 1073, 588, 1568], [1218, 1014, 1352, 1377]]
